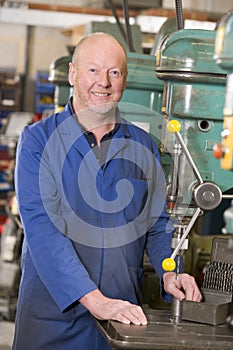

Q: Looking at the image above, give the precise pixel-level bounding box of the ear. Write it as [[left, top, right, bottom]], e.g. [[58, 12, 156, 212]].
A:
[[68, 62, 75, 86]]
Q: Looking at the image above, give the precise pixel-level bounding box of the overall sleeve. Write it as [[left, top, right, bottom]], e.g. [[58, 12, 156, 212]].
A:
[[15, 126, 97, 312]]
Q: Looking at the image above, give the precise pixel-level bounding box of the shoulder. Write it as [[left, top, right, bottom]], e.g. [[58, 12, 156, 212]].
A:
[[20, 105, 70, 147]]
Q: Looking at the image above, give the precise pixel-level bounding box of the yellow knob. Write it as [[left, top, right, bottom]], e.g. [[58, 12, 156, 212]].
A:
[[167, 120, 181, 133], [162, 258, 176, 272]]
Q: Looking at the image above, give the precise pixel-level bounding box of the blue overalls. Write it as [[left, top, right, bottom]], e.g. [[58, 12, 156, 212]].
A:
[[13, 102, 173, 350]]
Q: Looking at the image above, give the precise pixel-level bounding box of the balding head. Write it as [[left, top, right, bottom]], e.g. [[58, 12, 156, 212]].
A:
[[72, 32, 127, 69], [68, 32, 128, 118]]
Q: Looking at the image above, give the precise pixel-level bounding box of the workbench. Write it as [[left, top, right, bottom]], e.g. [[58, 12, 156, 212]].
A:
[[96, 309, 233, 350]]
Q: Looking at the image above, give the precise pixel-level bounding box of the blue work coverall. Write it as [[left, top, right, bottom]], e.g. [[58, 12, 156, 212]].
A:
[[13, 101, 173, 350]]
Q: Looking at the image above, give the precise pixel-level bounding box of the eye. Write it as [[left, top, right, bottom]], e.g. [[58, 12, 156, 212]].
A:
[[88, 68, 98, 74], [109, 70, 121, 78]]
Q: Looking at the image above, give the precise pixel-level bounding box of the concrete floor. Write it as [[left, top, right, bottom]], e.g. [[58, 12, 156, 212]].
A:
[[0, 321, 14, 350]]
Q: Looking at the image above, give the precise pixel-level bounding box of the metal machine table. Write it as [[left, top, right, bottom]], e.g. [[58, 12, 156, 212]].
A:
[[96, 309, 233, 350]]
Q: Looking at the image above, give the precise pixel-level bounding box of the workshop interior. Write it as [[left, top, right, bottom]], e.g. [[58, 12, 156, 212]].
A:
[[0, 0, 233, 348]]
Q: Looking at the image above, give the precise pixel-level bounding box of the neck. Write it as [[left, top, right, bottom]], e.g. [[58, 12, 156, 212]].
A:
[[76, 109, 116, 145], [91, 123, 115, 144]]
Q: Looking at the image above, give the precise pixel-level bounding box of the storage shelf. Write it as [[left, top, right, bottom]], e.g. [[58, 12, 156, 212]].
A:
[[35, 71, 55, 114], [0, 71, 23, 113]]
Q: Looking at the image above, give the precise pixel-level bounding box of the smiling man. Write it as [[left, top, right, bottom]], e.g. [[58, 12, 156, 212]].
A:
[[68, 33, 128, 140], [12, 33, 201, 350]]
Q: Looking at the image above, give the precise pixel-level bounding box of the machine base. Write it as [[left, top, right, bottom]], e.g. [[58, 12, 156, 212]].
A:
[[96, 309, 233, 350]]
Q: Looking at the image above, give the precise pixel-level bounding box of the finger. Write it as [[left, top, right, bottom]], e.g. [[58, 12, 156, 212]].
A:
[[128, 306, 148, 325], [113, 310, 141, 325], [117, 306, 147, 325], [165, 277, 185, 301], [115, 314, 131, 324], [180, 275, 202, 301], [193, 291, 202, 302], [189, 287, 202, 302], [171, 288, 186, 301]]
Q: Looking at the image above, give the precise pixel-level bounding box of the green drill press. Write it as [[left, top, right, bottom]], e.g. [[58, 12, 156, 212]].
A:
[[155, 9, 233, 329], [155, 28, 233, 271]]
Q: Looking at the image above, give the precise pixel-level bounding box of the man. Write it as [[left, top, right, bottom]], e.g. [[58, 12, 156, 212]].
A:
[[13, 33, 201, 350]]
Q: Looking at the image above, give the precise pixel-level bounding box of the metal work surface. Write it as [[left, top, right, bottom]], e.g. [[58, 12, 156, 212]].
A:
[[96, 309, 233, 350]]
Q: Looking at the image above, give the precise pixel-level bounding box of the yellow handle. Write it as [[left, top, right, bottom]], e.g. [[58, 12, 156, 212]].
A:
[[167, 120, 181, 133], [162, 258, 176, 272]]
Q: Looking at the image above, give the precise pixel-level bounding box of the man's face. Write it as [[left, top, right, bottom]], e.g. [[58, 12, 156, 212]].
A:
[[69, 36, 128, 115]]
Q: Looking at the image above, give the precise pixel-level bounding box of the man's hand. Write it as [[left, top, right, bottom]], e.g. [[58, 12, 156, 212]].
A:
[[80, 289, 147, 325], [163, 272, 202, 302]]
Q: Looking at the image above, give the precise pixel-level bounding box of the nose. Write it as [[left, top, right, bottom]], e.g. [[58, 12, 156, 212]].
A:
[[97, 71, 111, 88]]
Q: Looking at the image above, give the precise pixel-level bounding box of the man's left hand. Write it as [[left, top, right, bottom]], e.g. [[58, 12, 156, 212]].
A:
[[163, 272, 202, 302]]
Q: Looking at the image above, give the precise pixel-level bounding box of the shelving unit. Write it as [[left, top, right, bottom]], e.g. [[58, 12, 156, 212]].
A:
[[0, 70, 23, 129], [34, 71, 55, 116]]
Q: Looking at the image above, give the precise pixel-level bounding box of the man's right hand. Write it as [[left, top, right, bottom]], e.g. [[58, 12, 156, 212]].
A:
[[80, 289, 147, 325]]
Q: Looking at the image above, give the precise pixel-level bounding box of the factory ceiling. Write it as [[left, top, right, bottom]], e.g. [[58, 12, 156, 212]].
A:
[[0, 0, 227, 22]]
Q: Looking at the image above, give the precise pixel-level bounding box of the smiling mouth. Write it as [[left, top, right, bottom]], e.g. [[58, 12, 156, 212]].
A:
[[92, 92, 111, 97]]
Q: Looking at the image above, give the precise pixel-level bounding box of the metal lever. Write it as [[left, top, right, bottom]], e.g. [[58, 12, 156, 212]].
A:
[[170, 207, 201, 261], [162, 120, 204, 271], [163, 120, 233, 271], [167, 119, 203, 184], [162, 207, 201, 271]]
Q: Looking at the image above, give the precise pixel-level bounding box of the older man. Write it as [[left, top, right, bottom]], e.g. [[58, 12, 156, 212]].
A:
[[13, 33, 201, 350]]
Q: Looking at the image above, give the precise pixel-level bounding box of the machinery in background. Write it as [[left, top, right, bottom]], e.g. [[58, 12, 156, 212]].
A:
[[48, 54, 71, 113], [156, 27, 233, 266], [213, 8, 233, 331], [154, 7, 233, 327]]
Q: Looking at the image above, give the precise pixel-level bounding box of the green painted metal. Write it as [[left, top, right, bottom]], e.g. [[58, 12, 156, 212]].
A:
[[49, 55, 71, 110], [156, 29, 233, 199], [49, 55, 70, 85], [120, 52, 164, 144], [156, 29, 225, 74]]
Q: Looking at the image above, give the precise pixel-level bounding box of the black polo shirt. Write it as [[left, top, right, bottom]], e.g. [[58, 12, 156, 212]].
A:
[[69, 98, 120, 166]]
